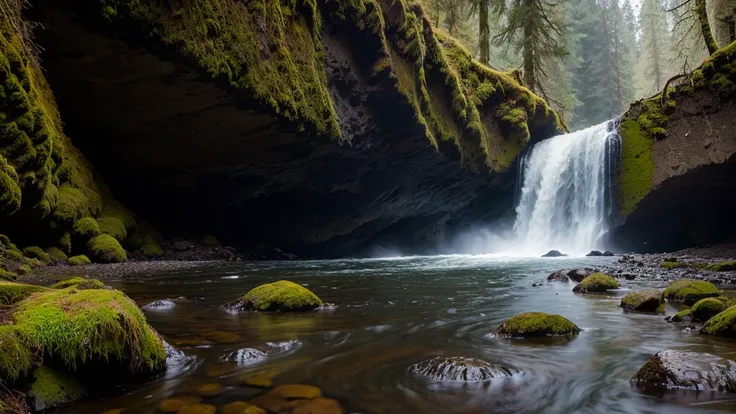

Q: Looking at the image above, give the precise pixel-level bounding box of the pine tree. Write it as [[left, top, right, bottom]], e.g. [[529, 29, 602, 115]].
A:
[[639, 0, 672, 95], [669, 0, 709, 72], [468, 0, 493, 65], [620, 0, 638, 104]]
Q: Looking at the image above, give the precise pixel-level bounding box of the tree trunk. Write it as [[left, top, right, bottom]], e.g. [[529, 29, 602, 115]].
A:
[[522, 0, 535, 91], [479, 0, 490, 65], [697, 0, 718, 55]]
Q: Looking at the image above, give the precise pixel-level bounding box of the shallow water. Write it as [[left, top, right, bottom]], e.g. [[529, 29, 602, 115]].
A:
[[65, 256, 736, 413]]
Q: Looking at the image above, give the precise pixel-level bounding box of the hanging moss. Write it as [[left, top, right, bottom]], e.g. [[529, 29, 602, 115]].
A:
[[87, 234, 126, 263], [97, 216, 127, 241], [0, 326, 34, 381], [58, 232, 72, 254], [29, 366, 86, 408], [617, 119, 654, 217]]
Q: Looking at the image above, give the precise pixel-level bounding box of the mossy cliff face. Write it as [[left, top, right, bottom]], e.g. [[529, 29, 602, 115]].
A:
[[28, 0, 562, 257], [613, 42, 736, 252]]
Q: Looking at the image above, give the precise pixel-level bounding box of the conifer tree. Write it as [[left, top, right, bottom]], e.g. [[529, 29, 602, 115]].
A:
[[639, 0, 672, 95]]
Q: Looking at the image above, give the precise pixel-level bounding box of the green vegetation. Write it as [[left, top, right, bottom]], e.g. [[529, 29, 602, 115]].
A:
[[45, 247, 68, 263], [0, 325, 33, 380], [72, 217, 101, 238], [670, 308, 692, 322], [663, 279, 720, 305], [139, 234, 163, 257], [22, 246, 50, 264], [87, 235, 126, 263], [29, 366, 86, 408], [51, 277, 104, 290], [617, 118, 654, 217], [0, 281, 47, 305], [13, 288, 166, 372], [239, 280, 323, 311], [661, 261, 686, 270], [67, 255, 91, 266], [0, 268, 15, 281], [707, 261, 736, 272], [573, 273, 620, 293], [700, 305, 736, 337], [691, 298, 726, 322], [492, 312, 579, 338]]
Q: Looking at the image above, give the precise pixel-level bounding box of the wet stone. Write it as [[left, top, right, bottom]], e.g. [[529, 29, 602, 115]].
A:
[[221, 348, 267, 365], [410, 356, 521, 382], [159, 396, 202, 413], [142, 299, 176, 311], [202, 330, 240, 344], [631, 350, 736, 392], [220, 401, 266, 414], [292, 398, 345, 414], [177, 404, 216, 414], [270, 384, 322, 399], [195, 383, 224, 397], [204, 363, 238, 377]]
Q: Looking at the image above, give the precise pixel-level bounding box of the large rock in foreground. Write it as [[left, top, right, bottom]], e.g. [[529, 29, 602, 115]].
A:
[[701, 306, 736, 337], [620, 289, 664, 313], [410, 356, 521, 382], [663, 279, 720, 305], [492, 312, 580, 338], [226, 280, 323, 312], [573, 273, 620, 293], [631, 350, 736, 393]]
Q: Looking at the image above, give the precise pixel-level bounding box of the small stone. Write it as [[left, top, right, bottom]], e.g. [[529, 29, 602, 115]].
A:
[[620, 289, 664, 313], [250, 394, 296, 412], [221, 348, 267, 365], [142, 299, 176, 311], [244, 376, 274, 388], [202, 330, 240, 344], [205, 363, 238, 377], [573, 273, 620, 293], [220, 401, 266, 414], [292, 398, 345, 414], [195, 383, 223, 397], [270, 384, 322, 399], [159, 397, 202, 413], [177, 404, 216, 414]]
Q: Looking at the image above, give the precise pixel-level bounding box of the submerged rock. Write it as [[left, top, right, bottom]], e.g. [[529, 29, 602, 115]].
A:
[[142, 299, 177, 311], [586, 250, 603, 257], [492, 312, 580, 338], [691, 298, 726, 322], [631, 350, 736, 392], [663, 279, 720, 305], [573, 273, 620, 293], [620, 289, 664, 313], [225, 280, 323, 312], [542, 250, 567, 257], [700, 305, 736, 337], [410, 356, 521, 382], [220, 348, 267, 365], [547, 270, 571, 282]]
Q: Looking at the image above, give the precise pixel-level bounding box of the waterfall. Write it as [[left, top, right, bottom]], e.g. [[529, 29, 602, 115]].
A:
[[512, 120, 620, 256]]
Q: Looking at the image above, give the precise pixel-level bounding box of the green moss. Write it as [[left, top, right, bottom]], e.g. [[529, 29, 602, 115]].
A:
[[661, 261, 686, 270], [620, 289, 663, 313], [706, 260, 736, 272], [51, 277, 104, 290], [0, 268, 16, 281], [58, 232, 71, 254], [140, 234, 163, 257], [45, 247, 68, 263], [67, 255, 91, 266], [87, 234, 126, 263], [0, 154, 20, 214], [663, 279, 720, 305], [17, 264, 31, 275], [0, 281, 46, 305], [29, 366, 86, 408], [202, 235, 220, 246], [573, 273, 620, 293], [72, 217, 100, 238], [13, 288, 166, 372], [492, 312, 579, 338], [22, 246, 49, 264], [709, 73, 735, 97], [97, 216, 127, 241], [691, 298, 726, 322], [617, 119, 654, 217], [670, 308, 692, 322], [0, 325, 34, 380], [239, 280, 323, 311], [53, 185, 91, 223], [700, 305, 736, 337]]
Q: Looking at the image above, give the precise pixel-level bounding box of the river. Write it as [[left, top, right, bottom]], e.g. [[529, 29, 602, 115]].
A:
[[64, 256, 736, 413]]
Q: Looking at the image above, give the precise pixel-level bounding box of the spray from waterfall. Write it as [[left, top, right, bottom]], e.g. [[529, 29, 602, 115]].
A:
[[510, 120, 620, 256]]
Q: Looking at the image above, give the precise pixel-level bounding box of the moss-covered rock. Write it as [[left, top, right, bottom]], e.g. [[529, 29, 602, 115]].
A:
[[87, 234, 126, 263], [229, 280, 323, 312], [22, 246, 50, 264], [13, 288, 166, 372], [706, 261, 736, 272], [67, 255, 91, 266], [45, 247, 68, 263], [139, 234, 163, 257], [0, 268, 16, 281], [492, 312, 580, 338], [29, 366, 86, 411], [700, 305, 736, 337], [0, 281, 47, 305], [620, 289, 664, 313], [691, 298, 727, 322], [51, 277, 104, 290], [663, 279, 720, 305], [669, 308, 692, 322], [572, 273, 620, 293], [72, 217, 101, 238], [0, 325, 33, 380]]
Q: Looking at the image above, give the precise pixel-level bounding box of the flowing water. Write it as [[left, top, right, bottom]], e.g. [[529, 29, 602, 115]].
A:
[[64, 257, 736, 414], [512, 121, 620, 256]]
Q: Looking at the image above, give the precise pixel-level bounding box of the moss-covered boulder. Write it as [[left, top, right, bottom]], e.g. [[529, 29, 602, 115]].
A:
[[51, 277, 105, 290], [668, 308, 692, 322], [492, 312, 580, 338], [227, 280, 323, 312], [22, 247, 50, 265], [45, 247, 68, 263], [663, 279, 720, 305], [700, 306, 736, 337], [87, 234, 126, 263], [620, 289, 664, 313], [691, 298, 727, 322], [67, 255, 91, 266], [572, 273, 620, 293], [0, 281, 47, 305], [0, 325, 33, 380], [72, 217, 101, 238], [707, 261, 736, 272], [0, 268, 16, 281], [29, 366, 86, 411]]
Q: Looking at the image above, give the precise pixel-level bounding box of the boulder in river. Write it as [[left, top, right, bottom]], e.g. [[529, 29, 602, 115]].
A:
[[631, 350, 736, 392], [225, 280, 323, 312], [603, 251, 615, 256], [410, 356, 521, 382], [547, 268, 596, 283], [547, 270, 571, 282], [142, 299, 177, 311], [492, 312, 580, 338], [572, 273, 620, 293], [586, 250, 603, 257], [663, 279, 720, 305], [667, 309, 692, 322], [620, 289, 664, 313], [700, 305, 736, 337], [691, 298, 726, 322], [542, 250, 567, 257]]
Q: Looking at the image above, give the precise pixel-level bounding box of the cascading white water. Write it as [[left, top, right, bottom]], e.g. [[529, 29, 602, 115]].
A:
[[512, 120, 620, 256]]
